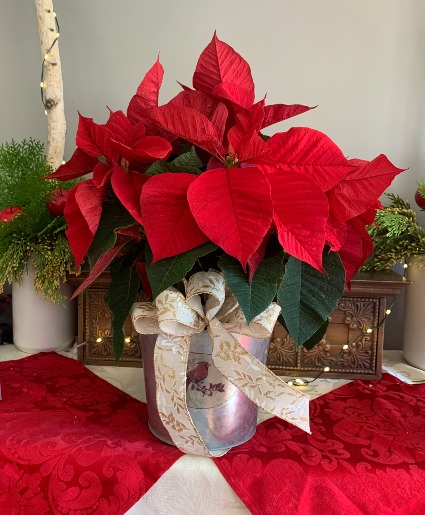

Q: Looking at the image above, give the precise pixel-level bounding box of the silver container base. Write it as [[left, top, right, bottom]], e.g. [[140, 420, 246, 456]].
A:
[[140, 332, 270, 452]]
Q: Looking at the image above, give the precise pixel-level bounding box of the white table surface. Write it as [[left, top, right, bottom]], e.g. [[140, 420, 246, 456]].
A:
[[1, 344, 424, 514]]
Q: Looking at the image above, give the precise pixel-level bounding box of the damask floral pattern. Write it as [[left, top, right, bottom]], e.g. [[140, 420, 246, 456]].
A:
[[338, 337, 372, 369], [338, 300, 375, 330], [300, 339, 333, 368], [215, 374, 425, 515], [0, 353, 182, 514], [267, 334, 297, 367]]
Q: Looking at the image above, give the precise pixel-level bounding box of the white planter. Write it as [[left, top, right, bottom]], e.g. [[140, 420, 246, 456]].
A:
[[402, 255, 425, 370], [12, 263, 75, 353]]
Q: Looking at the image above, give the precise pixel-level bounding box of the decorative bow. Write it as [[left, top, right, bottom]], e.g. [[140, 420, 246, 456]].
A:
[[131, 271, 310, 457]]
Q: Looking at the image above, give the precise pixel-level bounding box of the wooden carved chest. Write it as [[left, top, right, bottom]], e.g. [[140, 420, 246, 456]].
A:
[[70, 270, 406, 380]]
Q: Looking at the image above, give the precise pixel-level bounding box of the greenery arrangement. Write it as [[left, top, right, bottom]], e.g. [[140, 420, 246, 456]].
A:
[[0, 139, 78, 302], [362, 188, 425, 271]]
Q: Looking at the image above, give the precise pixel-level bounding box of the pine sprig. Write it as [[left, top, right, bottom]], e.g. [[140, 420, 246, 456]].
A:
[[0, 139, 52, 211], [0, 234, 77, 303], [370, 209, 417, 238], [362, 193, 425, 271], [32, 233, 77, 303], [417, 181, 425, 201], [384, 192, 411, 210]]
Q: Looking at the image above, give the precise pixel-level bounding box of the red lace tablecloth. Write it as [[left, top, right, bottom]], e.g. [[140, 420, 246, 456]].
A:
[[215, 374, 425, 515], [0, 352, 182, 515]]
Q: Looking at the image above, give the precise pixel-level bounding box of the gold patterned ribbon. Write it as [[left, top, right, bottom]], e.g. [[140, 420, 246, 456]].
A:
[[131, 271, 310, 457]]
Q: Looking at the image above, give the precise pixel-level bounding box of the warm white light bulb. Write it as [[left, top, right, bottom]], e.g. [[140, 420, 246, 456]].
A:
[[386, 309, 392, 315], [125, 337, 131, 343], [294, 378, 305, 386], [287, 381, 294, 386], [96, 337, 102, 343], [366, 328, 373, 333], [53, 11, 57, 17], [323, 366, 330, 372], [44, 109, 48, 116], [404, 264, 409, 269], [62, 160, 66, 164], [343, 344, 349, 350], [44, 53, 51, 61]]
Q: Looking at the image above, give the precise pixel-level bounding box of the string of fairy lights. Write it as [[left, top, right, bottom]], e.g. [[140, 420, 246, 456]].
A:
[[40, 10, 60, 115], [286, 261, 409, 387]]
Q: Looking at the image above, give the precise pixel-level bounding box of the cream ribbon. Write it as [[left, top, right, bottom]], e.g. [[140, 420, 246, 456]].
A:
[[131, 271, 310, 457]]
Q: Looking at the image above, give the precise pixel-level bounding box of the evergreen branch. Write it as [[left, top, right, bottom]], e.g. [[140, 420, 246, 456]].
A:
[[362, 195, 425, 270], [384, 192, 411, 210], [0, 233, 77, 304]]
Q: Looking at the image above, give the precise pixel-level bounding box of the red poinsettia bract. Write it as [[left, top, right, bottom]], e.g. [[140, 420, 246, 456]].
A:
[[47, 106, 171, 266]]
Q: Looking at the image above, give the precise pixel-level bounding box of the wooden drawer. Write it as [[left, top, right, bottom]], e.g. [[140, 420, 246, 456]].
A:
[[69, 271, 406, 378]]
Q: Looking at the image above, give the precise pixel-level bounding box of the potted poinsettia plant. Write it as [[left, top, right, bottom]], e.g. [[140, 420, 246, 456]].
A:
[[47, 34, 403, 454]]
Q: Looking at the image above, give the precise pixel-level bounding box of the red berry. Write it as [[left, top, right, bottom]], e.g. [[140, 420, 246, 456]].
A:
[[414, 189, 425, 208], [47, 188, 69, 217], [0, 206, 22, 222]]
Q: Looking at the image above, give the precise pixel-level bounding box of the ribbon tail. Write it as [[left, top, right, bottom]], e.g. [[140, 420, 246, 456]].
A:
[[208, 318, 311, 434], [154, 334, 227, 457]]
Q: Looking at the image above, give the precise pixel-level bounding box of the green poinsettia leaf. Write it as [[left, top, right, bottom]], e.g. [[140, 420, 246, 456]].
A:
[[278, 251, 345, 348], [146, 241, 218, 299], [108, 257, 140, 362], [172, 146, 203, 171], [218, 250, 284, 323], [145, 147, 202, 176], [301, 318, 329, 351], [87, 196, 135, 267], [144, 159, 170, 176]]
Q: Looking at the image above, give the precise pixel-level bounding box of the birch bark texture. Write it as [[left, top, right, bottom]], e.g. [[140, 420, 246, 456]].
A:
[[34, 0, 65, 171]]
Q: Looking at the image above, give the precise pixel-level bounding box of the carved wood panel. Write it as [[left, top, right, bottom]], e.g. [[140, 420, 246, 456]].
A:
[[77, 285, 145, 367], [268, 296, 385, 379]]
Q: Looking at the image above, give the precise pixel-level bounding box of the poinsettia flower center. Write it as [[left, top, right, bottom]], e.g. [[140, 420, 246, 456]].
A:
[[225, 154, 239, 168], [120, 157, 130, 173]]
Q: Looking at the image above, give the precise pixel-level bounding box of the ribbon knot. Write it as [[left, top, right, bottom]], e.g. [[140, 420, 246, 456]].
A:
[[132, 271, 310, 457]]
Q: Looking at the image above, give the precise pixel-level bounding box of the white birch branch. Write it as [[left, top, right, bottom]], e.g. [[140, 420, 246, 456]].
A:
[[34, 0, 66, 171]]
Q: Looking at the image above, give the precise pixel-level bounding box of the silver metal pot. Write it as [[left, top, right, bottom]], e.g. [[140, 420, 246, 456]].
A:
[[140, 332, 270, 452]]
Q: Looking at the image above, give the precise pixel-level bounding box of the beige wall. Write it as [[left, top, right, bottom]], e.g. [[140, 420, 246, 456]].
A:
[[1, 0, 425, 348]]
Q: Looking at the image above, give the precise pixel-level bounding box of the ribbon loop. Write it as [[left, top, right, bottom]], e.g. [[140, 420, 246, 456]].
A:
[[185, 270, 226, 321], [156, 289, 205, 335]]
